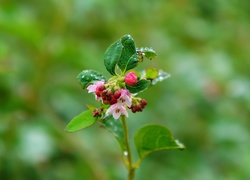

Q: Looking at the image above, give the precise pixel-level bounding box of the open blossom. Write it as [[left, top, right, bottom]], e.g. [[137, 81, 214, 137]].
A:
[[118, 89, 132, 107], [106, 89, 132, 119], [106, 103, 128, 119], [87, 81, 105, 100]]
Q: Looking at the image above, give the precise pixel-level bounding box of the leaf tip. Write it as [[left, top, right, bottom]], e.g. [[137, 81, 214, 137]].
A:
[[64, 125, 75, 133], [64, 127, 71, 133]]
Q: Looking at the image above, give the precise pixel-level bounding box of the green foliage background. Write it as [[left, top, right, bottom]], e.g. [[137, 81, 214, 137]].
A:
[[1, 0, 250, 179]]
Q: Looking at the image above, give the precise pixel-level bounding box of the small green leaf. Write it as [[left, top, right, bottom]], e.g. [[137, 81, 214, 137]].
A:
[[134, 124, 185, 160], [139, 47, 157, 60], [151, 70, 171, 85], [117, 35, 139, 72], [126, 79, 151, 94], [65, 110, 97, 132], [77, 70, 107, 89], [146, 68, 159, 80], [104, 39, 123, 75], [99, 116, 126, 153]]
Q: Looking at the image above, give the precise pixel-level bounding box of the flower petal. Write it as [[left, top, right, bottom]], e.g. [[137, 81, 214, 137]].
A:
[[118, 89, 132, 107], [106, 104, 116, 114], [120, 106, 128, 117], [113, 110, 121, 119], [87, 84, 97, 93], [87, 81, 105, 94]]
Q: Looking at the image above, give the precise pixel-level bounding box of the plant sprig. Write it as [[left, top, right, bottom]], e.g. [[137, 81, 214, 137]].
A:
[[65, 34, 184, 180]]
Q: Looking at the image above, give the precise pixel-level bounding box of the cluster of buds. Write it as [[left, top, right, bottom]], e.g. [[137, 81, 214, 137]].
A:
[[87, 72, 147, 120], [92, 107, 104, 117], [99, 89, 122, 105], [129, 98, 147, 113]]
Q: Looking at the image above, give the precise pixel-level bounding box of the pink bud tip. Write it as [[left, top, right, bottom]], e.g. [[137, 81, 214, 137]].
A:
[[140, 99, 147, 108], [125, 72, 138, 86]]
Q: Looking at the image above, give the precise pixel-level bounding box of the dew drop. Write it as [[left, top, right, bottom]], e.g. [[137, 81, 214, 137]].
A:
[[123, 151, 128, 156]]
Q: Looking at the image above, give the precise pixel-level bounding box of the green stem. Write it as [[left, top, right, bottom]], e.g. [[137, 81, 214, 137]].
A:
[[121, 115, 135, 180]]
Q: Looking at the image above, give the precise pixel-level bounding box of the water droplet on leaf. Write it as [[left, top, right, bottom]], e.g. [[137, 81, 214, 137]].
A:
[[123, 151, 128, 156]]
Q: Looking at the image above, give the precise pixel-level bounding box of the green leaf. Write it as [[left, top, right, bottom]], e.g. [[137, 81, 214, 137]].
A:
[[126, 79, 151, 94], [117, 35, 139, 72], [99, 116, 126, 153], [104, 39, 123, 75], [151, 70, 171, 85], [104, 35, 139, 75], [65, 110, 97, 132], [77, 70, 107, 89], [139, 47, 157, 60], [146, 68, 159, 80], [134, 124, 185, 160]]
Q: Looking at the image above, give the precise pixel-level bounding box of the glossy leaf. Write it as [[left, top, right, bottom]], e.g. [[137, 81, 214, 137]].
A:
[[151, 70, 171, 85], [104, 39, 123, 75], [117, 35, 139, 72], [146, 68, 159, 80], [126, 79, 151, 94], [104, 35, 139, 75], [99, 116, 126, 153], [134, 124, 185, 159], [77, 70, 107, 89], [65, 110, 97, 132]]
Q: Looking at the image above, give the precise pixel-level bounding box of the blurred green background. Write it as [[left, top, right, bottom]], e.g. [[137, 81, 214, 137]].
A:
[[1, 0, 250, 180]]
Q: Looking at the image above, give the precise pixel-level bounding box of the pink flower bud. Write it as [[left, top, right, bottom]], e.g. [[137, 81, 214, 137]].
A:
[[114, 90, 121, 99], [136, 104, 142, 112], [131, 105, 137, 113], [125, 72, 138, 86], [140, 99, 147, 108], [110, 96, 118, 105]]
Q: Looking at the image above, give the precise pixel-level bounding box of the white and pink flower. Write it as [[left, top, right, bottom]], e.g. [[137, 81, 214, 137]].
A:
[[118, 89, 132, 107], [106, 89, 132, 119], [87, 83, 133, 119], [106, 103, 128, 119]]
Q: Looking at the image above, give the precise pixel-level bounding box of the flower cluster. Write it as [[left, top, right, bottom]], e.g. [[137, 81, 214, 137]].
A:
[[130, 98, 147, 113], [86, 72, 147, 120]]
